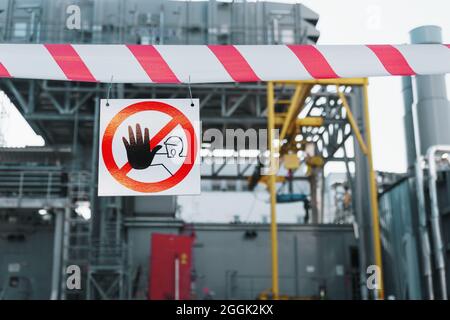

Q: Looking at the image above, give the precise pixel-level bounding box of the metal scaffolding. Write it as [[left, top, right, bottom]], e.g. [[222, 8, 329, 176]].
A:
[[264, 79, 384, 299], [0, 0, 388, 301]]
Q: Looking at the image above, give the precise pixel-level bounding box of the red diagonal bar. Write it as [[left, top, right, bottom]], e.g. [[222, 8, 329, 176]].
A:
[[367, 45, 416, 76], [45, 44, 97, 82], [208, 45, 261, 82], [0, 63, 11, 78], [287, 45, 339, 79], [127, 45, 180, 83]]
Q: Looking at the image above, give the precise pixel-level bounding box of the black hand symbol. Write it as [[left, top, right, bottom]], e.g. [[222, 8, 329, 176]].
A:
[[122, 124, 162, 170]]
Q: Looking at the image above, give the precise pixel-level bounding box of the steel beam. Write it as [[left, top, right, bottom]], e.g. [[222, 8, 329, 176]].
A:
[[337, 88, 368, 155], [25, 113, 94, 121], [362, 83, 384, 300], [225, 94, 249, 117], [3, 79, 29, 113], [267, 81, 280, 299]]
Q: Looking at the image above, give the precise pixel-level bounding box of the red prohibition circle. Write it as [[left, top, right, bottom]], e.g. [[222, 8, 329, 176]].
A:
[[101, 101, 197, 193]]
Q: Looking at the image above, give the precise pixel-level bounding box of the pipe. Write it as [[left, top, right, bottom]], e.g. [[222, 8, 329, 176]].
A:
[[294, 235, 299, 296], [401, 76, 416, 169], [411, 77, 435, 299], [174, 255, 180, 300], [267, 81, 280, 299], [406, 26, 449, 299], [415, 157, 435, 299], [362, 82, 384, 300], [426, 145, 450, 300], [50, 209, 64, 300]]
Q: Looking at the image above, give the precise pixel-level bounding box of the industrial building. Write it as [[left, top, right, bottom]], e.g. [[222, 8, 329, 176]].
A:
[[0, 0, 449, 301]]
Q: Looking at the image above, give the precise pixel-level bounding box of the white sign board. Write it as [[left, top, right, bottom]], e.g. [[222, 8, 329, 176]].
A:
[[98, 99, 200, 196]]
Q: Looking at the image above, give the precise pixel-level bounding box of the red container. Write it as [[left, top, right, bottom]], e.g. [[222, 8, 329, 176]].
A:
[[149, 233, 194, 300]]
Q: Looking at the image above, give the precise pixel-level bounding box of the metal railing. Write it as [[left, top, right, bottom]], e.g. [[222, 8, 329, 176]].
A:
[[0, 169, 91, 200], [0, 170, 67, 199]]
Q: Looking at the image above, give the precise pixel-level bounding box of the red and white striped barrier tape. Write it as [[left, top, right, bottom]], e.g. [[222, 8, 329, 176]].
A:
[[0, 44, 449, 83]]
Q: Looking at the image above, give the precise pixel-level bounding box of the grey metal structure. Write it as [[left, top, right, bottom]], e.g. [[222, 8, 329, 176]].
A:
[[409, 28, 450, 300], [433, 170, 450, 298], [0, 0, 346, 300], [0, 0, 319, 45], [0, 214, 358, 299], [348, 86, 375, 299], [0, 0, 447, 302], [0, 212, 54, 299], [409, 26, 450, 154], [397, 25, 450, 300], [113, 220, 360, 300], [378, 179, 422, 299], [426, 146, 449, 300]]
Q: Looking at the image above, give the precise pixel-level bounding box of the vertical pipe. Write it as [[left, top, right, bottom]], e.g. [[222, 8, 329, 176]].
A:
[[403, 72, 432, 299], [410, 26, 450, 154], [4, 0, 13, 41], [267, 81, 279, 299], [402, 76, 416, 169], [72, 109, 79, 170], [175, 255, 180, 300], [86, 94, 100, 300], [310, 169, 318, 224], [294, 235, 299, 296], [427, 146, 449, 300], [90, 95, 100, 241], [50, 209, 64, 300], [91, 95, 100, 188], [320, 168, 326, 222], [60, 206, 71, 300], [350, 91, 369, 299], [411, 76, 435, 299], [160, 5, 165, 45], [409, 25, 450, 300], [362, 81, 384, 299]]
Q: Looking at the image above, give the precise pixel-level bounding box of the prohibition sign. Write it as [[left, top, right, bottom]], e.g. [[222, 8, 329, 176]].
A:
[[101, 101, 197, 193]]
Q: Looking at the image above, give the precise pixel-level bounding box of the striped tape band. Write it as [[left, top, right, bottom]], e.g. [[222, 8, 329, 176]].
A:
[[0, 44, 448, 83], [45, 44, 96, 82], [0, 63, 11, 78]]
